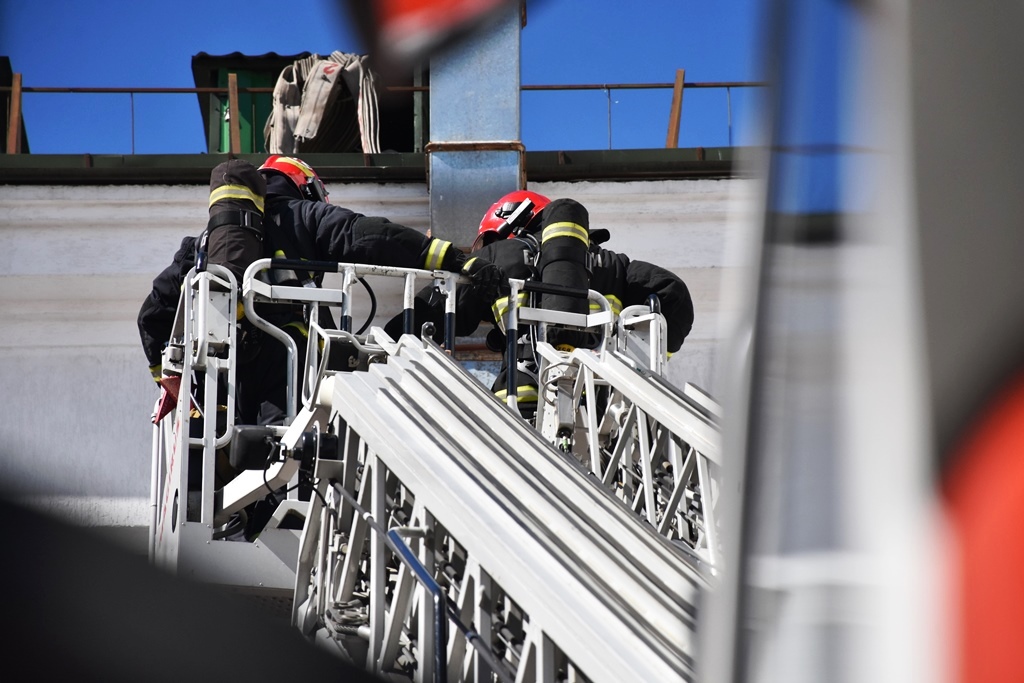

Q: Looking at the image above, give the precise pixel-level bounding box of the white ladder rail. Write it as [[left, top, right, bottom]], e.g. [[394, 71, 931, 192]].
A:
[[293, 336, 705, 683]]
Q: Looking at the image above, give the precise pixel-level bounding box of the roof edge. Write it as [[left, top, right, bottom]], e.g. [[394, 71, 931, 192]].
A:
[[0, 148, 755, 185]]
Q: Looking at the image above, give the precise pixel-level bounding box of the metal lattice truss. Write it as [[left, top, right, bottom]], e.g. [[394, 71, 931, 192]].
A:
[[292, 336, 708, 683], [530, 306, 723, 572]]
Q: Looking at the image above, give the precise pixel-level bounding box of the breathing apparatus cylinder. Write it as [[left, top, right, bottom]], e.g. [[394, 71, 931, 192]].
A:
[[199, 159, 266, 283], [198, 159, 269, 366], [537, 198, 591, 349]]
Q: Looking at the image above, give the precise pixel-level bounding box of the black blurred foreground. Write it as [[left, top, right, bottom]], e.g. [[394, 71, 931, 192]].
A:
[[0, 497, 381, 682]]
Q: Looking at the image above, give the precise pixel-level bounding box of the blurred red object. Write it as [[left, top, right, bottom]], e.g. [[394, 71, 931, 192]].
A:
[[943, 370, 1024, 683], [344, 0, 518, 75]]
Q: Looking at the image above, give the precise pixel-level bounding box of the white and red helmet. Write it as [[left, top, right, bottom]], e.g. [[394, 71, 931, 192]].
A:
[[259, 155, 330, 203], [473, 190, 551, 251]]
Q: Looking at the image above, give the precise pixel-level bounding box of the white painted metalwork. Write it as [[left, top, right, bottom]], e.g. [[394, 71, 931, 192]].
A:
[[148, 255, 722, 681], [508, 279, 723, 571], [292, 334, 708, 682], [148, 259, 461, 594], [149, 264, 304, 591]]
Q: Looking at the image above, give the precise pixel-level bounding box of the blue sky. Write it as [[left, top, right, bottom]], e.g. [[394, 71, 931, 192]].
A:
[[0, 0, 767, 155]]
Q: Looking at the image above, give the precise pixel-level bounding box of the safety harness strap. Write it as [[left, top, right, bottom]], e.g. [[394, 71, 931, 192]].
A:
[[206, 209, 264, 236]]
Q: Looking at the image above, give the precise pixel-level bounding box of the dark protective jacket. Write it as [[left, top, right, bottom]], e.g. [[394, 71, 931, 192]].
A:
[[385, 234, 695, 353], [138, 235, 200, 369], [138, 173, 468, 369]]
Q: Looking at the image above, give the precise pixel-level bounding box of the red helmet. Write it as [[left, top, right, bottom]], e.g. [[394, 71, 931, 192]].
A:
[[259, 155, 330, 203], [473, 190, 551, 251]]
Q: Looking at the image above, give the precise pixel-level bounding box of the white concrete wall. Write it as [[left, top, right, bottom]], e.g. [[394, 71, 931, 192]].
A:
[[0, 177, 758, 537]]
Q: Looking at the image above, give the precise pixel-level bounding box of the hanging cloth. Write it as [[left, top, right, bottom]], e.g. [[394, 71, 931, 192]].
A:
[[264, 51, 381, 154]]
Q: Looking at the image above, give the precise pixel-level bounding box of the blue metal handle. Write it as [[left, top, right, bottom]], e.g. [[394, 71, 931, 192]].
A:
[[387, 530, 448, 683]]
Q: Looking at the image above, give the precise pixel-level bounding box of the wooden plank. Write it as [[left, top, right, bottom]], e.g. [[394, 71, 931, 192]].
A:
[[665, 69, 685, 149], [7, 72, 23, 154], [227, 73, 241, 155]]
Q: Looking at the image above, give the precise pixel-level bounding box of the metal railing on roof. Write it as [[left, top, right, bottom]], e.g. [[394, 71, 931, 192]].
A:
[[2, 69, 766, 155]]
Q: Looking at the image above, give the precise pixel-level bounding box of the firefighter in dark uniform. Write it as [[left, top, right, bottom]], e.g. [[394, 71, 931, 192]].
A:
[[138, 155, 504, 426], [384, 191, 694, 409]]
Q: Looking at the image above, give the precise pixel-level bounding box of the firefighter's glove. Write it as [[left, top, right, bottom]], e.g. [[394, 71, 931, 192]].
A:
[[461, 257, 508, 301]]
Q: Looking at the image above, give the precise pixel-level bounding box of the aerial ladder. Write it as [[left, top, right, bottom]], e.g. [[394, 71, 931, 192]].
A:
[[149, 254, 722, 682]]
